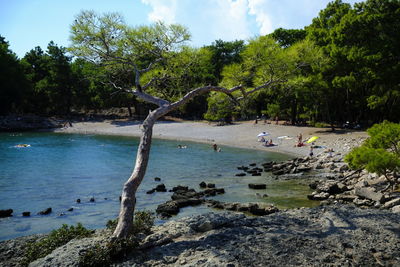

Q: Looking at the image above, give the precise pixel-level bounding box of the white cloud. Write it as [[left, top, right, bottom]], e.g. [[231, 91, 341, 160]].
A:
[[247, 0, 273, 35], [141, 0, 178, 24], [210, 0, 251, 40]]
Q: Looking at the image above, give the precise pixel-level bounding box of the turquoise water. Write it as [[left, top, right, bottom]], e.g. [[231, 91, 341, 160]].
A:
[[0, 132, 317, 241]]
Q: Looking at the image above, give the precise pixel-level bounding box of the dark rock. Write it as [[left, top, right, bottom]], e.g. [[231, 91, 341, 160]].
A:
[[89, 197, 95, 202], [252, 172, 262, 176], [199, 181, 207, 188], [224, 203, 239, 211], [155, 184, 167, 192], [146, 189, 156, 194], [207, 183, 216, 188], [175, 198, 203, 208], [171, 185, 189, 192], [0, 209, 13, 218], [248, 183, 267, 190], [249, 163, 257, 166], [297, 166, 312, 172], [38, 208, 52, 215], [272, 169, 286, 175], [67, 208, 73, 212], [204, 188, 225, 196], [22, 211, 30, 217], [156, 201, 179, 215], [154, 177, 161, 181], [76, 199, 81, 203], [309, 181, 318, 190], [235, 173, 246, 177], [171, 189, 198, 200]]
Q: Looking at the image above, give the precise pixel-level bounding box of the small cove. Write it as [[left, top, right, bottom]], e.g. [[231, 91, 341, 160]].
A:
[[0, 132, 318, 241]]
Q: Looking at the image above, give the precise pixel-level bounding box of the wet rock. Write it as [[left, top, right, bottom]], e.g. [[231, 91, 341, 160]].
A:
[[252, 172, 262, 176], [22, 211, 30, 217], [67, 208, 73, 212], [248, 183, 267, 190], [156, 201, 179, 216], [146, 189, 156, 194], [0, 209, 13, 218], [89, 197, 95, 202], [207, 183, 216, 188], [76, 199, 81, 203], [38, 208, 52, 215], [199, 181, 207, 188], [249, 163, 257, 166], [154, 177, 161, 181], [155, 184, 167, 192], [235, 173, 246, 177], [171, 185, 189, 192], [175, 198, 203, 208]]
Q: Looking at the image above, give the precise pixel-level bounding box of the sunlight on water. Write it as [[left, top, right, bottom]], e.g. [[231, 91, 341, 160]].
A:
[[0, 132, 318, 240]]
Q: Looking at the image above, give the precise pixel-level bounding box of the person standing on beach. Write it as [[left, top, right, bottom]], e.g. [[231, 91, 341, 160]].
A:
[[309, 146, 314, 157]]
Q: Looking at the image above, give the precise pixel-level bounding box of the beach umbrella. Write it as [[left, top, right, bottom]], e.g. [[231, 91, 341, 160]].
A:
[[257, 132, 270, 137], [306, 136, 319, 143]]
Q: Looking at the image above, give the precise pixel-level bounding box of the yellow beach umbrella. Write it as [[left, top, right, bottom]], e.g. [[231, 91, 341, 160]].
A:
[[306, 136, 319, 143]]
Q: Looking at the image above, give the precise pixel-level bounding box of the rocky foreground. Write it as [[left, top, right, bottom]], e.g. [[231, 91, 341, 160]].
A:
[[1, 205, 399, 266]]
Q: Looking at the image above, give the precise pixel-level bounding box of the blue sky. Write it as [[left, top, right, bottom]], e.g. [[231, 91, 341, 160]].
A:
[[1, 0, 362, 58]]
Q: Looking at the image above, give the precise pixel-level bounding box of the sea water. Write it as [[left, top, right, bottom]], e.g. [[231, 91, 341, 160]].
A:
[[0, 132, 318, 241]]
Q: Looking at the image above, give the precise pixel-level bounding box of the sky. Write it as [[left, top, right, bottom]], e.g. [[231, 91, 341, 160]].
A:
[[0, 0, 362, 58]]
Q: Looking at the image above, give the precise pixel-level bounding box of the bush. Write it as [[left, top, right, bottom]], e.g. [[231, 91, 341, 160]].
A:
[[79, 237, 138, 267], [21, 223, 93, 266], [81, 211, 154, 266], [107, 210, 154, 235]]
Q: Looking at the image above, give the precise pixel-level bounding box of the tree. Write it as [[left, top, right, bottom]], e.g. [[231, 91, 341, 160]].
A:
[[270, 28, 307, 48], [0, 35, 30, 114], [70, 11, 281, 238], [345, 121, 400, 190]]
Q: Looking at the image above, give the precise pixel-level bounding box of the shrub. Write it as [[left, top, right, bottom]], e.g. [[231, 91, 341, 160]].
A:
[[107, 210, 154, 235], [21, 223, 93, 266]]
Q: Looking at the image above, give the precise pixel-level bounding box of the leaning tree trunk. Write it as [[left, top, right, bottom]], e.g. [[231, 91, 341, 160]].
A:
[[113, 109, 161, 238]]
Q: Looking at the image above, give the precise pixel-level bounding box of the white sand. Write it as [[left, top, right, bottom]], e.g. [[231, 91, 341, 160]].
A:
[[55, 120, 368, 157]]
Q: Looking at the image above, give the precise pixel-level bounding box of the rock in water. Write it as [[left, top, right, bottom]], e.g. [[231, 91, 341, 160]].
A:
[[38, 208, 52, 215], [0, 209, 13, 218]]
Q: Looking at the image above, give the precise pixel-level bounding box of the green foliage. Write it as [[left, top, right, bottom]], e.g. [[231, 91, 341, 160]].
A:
[[0, 36, 30, 115], [107, 210, 154, 235], [81, 211, 154, 266], [21, 223, 93, 266], [204, 92, 238, 122], [365, 121, 400, 156], [79, 237, 138, 267], [270, 28, 307, 48], [345, 121, 400, 189]]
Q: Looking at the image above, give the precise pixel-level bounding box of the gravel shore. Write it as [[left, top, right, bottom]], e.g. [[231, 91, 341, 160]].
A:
[[54, 120, 368, 157]]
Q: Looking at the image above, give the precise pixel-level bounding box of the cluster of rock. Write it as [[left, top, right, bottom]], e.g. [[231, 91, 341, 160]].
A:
[[308, 170, 400, 212], [0, 196, 106, 219], [249, 148, 400, 213], [205, 200, 279, 216], [0, 207, 53, 218], [155, 185, 225, 218]]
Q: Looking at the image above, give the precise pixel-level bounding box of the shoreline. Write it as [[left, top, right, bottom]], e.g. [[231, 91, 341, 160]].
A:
[[53, 119, 368, 158]]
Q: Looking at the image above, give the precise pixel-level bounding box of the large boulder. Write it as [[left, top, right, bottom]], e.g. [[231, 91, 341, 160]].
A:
[[156, 201, 179, 216], [355, 187, 384, 203], [38, 208, 52, 215], [0, 209, 13, 218]]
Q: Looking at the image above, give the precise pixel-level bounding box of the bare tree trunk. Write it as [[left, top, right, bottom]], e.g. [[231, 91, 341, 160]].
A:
[[113, 110, 159, 238]]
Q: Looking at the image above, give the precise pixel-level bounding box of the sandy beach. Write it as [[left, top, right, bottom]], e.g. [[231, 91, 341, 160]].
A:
[[55, 120, 368, 157]]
